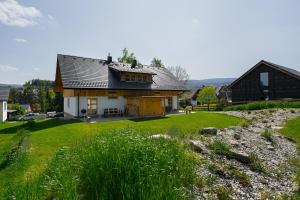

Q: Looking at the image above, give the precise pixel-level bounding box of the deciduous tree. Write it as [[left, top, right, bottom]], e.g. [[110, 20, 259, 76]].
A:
[[197, 86, 217, 111]]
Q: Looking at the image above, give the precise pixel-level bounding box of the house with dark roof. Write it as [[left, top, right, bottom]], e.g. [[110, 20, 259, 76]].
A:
[[0, 87, 10, 122], [21, 104, 32, 113], [55, 54, 186, 118], [229, 60, 300, 102]]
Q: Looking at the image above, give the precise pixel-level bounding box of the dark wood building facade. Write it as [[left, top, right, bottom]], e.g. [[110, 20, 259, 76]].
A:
[[229, 60, 300, 102]]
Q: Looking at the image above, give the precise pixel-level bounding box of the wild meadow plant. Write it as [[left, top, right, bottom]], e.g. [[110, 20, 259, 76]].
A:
[[5, 129, 196, 200]]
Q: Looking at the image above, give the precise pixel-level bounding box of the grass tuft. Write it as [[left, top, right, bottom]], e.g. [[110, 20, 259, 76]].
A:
[[5, 129, 196, 200]]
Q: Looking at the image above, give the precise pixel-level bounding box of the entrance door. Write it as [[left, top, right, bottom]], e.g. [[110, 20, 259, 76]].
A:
[[87, 98, 98, 115]]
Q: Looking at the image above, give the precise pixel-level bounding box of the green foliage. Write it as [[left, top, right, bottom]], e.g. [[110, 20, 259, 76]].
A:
[[118, 48, 136, 64], [249, 154, 265, 173], [210, 140, 231, 155], [9, 79, 62, 113], [6, 130, 196, 200], [197, 86, 217, 111], [213, 186, 232, 200], [224, 101, 300, 111], [281, 117, 300, 198], [227, 165, 251, 187], [261, 129, 273, 143], [8, 104, 25, 115], [179, 92, 191, 108], [151, 57, 164, 68]]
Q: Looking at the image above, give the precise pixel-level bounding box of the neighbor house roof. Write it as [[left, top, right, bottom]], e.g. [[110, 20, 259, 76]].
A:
[[229, 60, 300, 88], [56, 54, 186, 91], [21, 104, 31, 110], [0, 87, 10, 101]]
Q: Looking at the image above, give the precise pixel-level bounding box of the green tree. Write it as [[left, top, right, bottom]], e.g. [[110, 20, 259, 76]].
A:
[[22, 81, 34, 104], [151, 58, 164, 68], [118, 48, 136, 64], [9, 87, 21, 103], [8, 104, 25, 115], [38, 86, 47, 113], [46, 89, 56, 111], [197, 86, 217, 111]]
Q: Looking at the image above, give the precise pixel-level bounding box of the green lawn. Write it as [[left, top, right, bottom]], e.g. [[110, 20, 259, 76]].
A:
[[0, 112, 243, 192], [280, 117, 300, 198]]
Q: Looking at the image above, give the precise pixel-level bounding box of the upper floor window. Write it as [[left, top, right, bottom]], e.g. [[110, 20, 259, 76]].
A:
[[260, 72, 269, 87], [121, 73, 152, 83], [125, 74, 130, 81], [130, 75, 136, 82]]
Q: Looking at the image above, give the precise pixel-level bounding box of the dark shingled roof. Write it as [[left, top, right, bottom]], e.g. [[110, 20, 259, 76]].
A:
[[229, 60, 300, 88], [0, 87, 10, 101], [57, 54, 186, 91]]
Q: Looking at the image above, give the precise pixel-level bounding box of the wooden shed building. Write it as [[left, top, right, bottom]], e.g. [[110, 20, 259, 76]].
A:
[[229, 60, 300, 102], [55, 54, 185, 118]]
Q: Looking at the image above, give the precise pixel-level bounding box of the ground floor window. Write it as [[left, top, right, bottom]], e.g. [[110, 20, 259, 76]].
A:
[[87, 98, 97, 115]]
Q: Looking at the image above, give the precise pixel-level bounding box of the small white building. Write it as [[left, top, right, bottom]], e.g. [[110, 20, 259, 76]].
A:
[[0, 87, 9, 122]]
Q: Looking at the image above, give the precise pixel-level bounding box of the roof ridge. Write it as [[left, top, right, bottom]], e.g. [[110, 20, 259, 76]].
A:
[[58, 54, 107, 62]]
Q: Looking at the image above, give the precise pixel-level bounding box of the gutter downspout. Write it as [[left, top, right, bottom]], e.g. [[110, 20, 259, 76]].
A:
[[77, 94, 80, 118]]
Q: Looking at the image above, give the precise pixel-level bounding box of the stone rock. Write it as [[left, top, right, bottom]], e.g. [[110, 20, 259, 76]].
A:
[[234, 133, 241, 140], [150, 134, 171, 139], [229, 139, 239, 147], [190, 140, 209, 154], [228, 126, 243, 131], [200, 127, 217, 135], [267, 145, 275, 151], [228, 150, 251, 164]]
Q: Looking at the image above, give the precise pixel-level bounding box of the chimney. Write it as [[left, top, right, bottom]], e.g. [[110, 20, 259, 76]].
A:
[[107, 53, 112, 64], [131, 59, 137, 68]]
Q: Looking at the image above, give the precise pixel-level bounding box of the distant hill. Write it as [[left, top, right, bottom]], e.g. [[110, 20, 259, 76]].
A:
[[0, 83, 23, 88], [187, 78, 236, 89]]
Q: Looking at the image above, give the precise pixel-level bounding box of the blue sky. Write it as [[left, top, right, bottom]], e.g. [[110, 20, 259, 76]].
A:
[[0, 0, 300, 84]]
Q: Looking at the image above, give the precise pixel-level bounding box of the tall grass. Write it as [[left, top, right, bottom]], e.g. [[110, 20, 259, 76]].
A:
[[224, 101, 300, 111], [5, 129, 196, 200]]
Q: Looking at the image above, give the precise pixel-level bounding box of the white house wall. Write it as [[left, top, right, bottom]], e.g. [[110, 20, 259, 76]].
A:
[[99, 96, 126, 115], [64, 96, 126, 117], [64, 97, 78, 117], [0, 101, 7, 122], [172, 96, 178, 110]]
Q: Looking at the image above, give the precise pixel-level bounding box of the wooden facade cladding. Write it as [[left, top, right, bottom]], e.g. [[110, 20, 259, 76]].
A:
[[119, 72, 153, 83], [231, 63, 300, 102], [63, 89, 180, 97], [127, 97, 165, 117]]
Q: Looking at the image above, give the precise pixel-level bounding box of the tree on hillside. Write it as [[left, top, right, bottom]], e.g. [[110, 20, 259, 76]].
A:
[[9, 87, 22, 104], [151, 58, 164, 68], [197, 86, 217, 111], [168, 66, 190, 85], [23, 81, 34, 104], [118, 48, 136, 64]]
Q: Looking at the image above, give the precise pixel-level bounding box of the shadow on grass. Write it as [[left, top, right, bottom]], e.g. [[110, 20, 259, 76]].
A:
[[0, 119, 80, 135], [129, 116, 170, 122]]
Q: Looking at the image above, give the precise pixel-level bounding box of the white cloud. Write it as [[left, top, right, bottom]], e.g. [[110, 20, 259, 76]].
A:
[[47, 14, 54, 21], [14, 38, 28, 43], [0, 64, 18, 72], [33, 67, 39, 71], [0, 0, 42, 27]]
